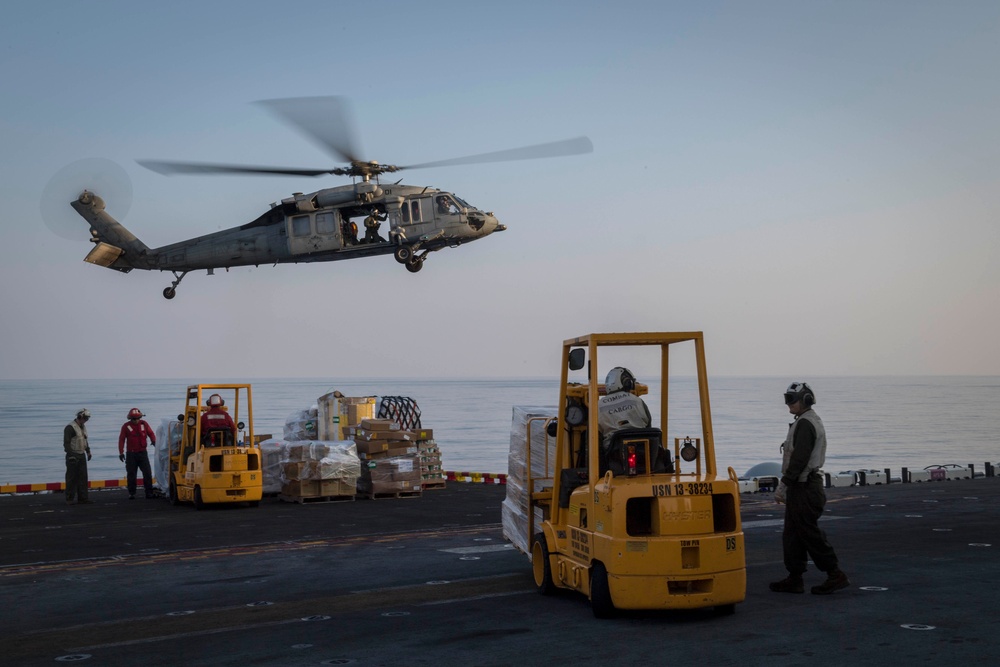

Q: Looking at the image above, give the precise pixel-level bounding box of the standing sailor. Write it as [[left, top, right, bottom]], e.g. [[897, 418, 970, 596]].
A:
[[63, 409, 94, 505]]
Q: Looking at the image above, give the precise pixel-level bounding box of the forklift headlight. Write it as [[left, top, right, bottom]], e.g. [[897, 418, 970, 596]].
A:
[[187, 416, 196, 427], [680, 437, 698, 462], [237, 421, 245, 430]]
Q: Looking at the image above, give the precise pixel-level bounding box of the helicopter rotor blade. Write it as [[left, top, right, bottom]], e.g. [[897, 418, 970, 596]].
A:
[[136, 160, 336, 177], [255, 96, 363, 164], [398, 136, 593, 171]]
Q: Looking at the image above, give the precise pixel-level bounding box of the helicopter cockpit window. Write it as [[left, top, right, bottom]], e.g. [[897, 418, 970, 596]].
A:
[[435, 195, 459, 215], [315, 211, 336, 235], [291, 215, 311, 237]]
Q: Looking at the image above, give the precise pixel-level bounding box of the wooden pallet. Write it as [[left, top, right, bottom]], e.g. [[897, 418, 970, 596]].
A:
[[278, 493, 356, 504], [360, 490, 423, 500], [421, 480, 447, 490]]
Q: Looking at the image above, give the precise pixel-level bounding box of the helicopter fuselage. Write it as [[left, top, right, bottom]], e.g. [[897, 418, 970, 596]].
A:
[[71, 182, 505, 297]]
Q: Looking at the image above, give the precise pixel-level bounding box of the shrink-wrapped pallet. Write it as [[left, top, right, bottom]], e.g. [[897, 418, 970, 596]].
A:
[[502, 405, 557, 556]]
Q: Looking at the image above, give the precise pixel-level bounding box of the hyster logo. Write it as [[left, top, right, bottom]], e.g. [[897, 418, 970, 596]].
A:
[[663, 510, 711, 522]]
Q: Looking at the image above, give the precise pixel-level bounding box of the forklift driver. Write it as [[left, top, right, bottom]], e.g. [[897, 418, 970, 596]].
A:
[[598, 367, 651, 446], [201, 393, 237, 446]]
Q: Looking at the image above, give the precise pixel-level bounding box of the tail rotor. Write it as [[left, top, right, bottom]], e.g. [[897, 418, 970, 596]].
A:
[[41, 158, 133, 241]]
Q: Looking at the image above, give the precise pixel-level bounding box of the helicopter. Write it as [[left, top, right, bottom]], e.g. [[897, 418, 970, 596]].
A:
[[64, 97, 592, 299]]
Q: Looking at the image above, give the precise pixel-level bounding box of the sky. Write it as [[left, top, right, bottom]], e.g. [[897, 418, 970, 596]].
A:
[[1, 0, 998, 380]]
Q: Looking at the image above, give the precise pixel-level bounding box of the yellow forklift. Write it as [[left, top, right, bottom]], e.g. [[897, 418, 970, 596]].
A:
[[169, 384, 263, 509], [528, 332, 746, 617]]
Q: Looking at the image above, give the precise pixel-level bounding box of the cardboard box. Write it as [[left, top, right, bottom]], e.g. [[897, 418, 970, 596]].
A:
[[317, 394, 376, 440], [355, 439, 393, 455], [281, 480, 320, 497], [320, 479, 356, 497], [369, 479, 421, 494], [355, 429, 414, 443], [413, 429, 434, 441], [282, 461, 310, 481], [359, 446, 417, 461], [360, 418, 399, 432]]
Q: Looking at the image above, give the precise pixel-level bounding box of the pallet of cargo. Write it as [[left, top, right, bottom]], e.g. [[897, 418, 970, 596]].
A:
[[278, 493, 355, 504], [421, 479, 447, 490]]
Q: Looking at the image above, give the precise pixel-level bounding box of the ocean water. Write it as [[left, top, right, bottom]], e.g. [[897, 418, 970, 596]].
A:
[[1, 376, 997, 486]]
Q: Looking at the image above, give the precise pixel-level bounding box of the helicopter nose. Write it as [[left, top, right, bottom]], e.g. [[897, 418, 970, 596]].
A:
[[484, 214, 504, 234]]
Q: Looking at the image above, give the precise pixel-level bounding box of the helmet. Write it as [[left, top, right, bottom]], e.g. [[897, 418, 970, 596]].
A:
[[207, 393, 224, 407], [128, 408, 143, 420], [76, 408, 91, 420], [784, 382, 816, 406], [605, 367, 636, 394]]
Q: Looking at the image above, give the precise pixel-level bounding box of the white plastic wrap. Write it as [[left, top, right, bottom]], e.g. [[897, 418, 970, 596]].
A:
[[358, 453, 422, 496], [260, 439, 285, 494], [503, 406, 557, 555], [283, 406, 318, 441], [276, 440, 360, 481], [153, 419, 182, 491]]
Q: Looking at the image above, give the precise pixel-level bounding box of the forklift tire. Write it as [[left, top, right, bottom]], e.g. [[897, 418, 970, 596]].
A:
[[532, 532, 556, 595], [169, 481, 180, 506], [714, 603, 736, 616], [194, 486, 205, 511], [590, 562, 615, 619]]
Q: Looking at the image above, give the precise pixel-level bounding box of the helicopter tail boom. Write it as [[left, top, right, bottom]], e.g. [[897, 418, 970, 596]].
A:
[[70, 191, 152, 272]]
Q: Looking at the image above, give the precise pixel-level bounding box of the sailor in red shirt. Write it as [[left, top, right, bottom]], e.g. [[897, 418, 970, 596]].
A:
[[201, 393, 237, 446], [118, 408, 157, 499]]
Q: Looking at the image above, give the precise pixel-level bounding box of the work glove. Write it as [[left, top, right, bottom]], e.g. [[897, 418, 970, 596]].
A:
[[119, 454, 125, 462], [86, 451, 92, 461], [774, 481, 787, 504], [151, 441, 156, 448]]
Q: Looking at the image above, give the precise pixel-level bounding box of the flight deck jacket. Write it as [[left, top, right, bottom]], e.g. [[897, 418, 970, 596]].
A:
[[118, 419, 156, 455], [781, 408, 827, 485]]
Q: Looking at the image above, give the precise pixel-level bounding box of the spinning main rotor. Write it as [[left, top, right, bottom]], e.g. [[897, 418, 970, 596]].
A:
[[137, 96, 593, 182]]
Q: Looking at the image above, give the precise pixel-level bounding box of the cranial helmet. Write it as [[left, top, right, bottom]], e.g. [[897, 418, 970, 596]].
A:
[[784, 382, 816, 406], [128, 408, 143, 420], [207, 394, 224, 408], [77, 408, 91, 420], [606, 367, 636, 394]]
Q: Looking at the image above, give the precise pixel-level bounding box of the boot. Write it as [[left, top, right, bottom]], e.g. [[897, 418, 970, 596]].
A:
[[811, 569, 850, 595], [769, 573, 804, 594]]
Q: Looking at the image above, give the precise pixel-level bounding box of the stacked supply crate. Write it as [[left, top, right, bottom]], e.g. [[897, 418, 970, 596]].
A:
[[278, 441, 361, 503], [414, 427, 445, 489], [317, 392, 376, 441], [501, 405, 558, 556], [354, 418, 422, 498]]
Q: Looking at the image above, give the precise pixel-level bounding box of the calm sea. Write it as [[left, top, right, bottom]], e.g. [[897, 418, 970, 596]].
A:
[[1, 377, 997, 485]]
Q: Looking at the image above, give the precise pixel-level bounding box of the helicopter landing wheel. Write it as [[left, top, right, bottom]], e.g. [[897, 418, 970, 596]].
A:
[[163, 270, 189, 299], [405, 258, 423, 273], [394, 246, 413, 264]]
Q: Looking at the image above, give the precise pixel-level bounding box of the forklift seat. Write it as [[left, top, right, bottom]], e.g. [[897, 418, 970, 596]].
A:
[[604, 428, 673, 476]]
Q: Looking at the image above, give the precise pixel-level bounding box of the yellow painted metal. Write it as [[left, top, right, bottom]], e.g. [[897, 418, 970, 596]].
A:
[[535, 332, 746, 615], [169, 383, 263, 508]]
